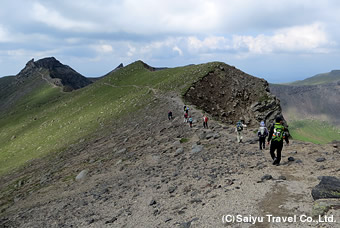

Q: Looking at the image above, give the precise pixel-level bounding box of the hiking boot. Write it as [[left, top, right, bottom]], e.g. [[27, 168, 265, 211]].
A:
[[272, 157, 277, 165]]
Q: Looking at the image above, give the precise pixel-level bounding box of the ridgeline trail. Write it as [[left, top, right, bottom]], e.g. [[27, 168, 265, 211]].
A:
[[1, 88, 339, 228]]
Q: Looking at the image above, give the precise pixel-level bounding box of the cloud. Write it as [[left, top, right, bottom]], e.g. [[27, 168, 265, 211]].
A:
[[172, 46, 183, 56], [1, 0, 340, 82], [0, 25, 11, 42], [31, 2, 96, 32], [93, 44, 113, 53], [233, 23, 333, 54], [127, 44, 136, 57]]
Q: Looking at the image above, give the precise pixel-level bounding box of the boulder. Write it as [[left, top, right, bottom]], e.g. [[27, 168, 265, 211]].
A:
[[311, 176, 340, 200]]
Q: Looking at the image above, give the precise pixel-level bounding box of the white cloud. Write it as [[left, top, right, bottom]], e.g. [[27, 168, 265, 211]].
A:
[[187, 36, 230, 52], [32, 2, 96, 31], [172, 46, 183, 56], [0, 25, 10, 42], [233, 23, 332, 54], [127, 44, 136, 57], [93, 44, 113, 54], [1, 0, 340, 81]]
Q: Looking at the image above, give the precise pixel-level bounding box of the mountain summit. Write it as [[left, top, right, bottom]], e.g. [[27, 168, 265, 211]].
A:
[[17, 57, 92, 91]]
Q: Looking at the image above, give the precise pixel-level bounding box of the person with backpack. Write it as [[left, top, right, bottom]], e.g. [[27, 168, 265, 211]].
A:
[[185, 106, 189, 114], [258, 121, 268, 150], [188, 116, 193, 128], [168, 111, 173, 120], [267, 116, 289, 166], [235, 119, 247, 143], [184, 112, 188, 123], [203, 115, 209, 128]]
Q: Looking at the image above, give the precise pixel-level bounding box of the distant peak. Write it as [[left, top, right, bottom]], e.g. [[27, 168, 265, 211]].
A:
[[114, 63, 124, 71], [135, 60, 167, 71], [34, 57, 63, 69], [21, 57, 63, 73]]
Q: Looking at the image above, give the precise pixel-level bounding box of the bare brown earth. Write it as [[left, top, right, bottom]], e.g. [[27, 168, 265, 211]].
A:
[[0, 89, 340, 228]]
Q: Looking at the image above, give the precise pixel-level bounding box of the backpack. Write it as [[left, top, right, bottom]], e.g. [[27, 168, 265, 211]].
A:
[[236, 122, 243, 131], [272, 123, 284, 141], [204, 116, 208, 122], [188, 117, 193, 123], [259, 126, 267, 137]]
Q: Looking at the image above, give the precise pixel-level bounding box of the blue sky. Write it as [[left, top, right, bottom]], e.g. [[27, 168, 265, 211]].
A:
[[1, 0, 340, 83]]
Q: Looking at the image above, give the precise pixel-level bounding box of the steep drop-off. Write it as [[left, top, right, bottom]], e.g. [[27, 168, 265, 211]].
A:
[[270, 81, 340, 126]]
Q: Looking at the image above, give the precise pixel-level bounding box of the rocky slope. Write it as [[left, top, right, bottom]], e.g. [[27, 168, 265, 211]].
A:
[[0, 57, 92, 115], [184, 64, 283, 127], [0, 88, 339, 228], [17, 57, 92, 91]]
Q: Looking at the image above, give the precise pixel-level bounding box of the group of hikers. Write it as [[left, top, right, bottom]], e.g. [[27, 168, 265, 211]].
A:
[[168, 106, 289, 166], [169, 106, 209, 129], [235, 116, 289, 166]]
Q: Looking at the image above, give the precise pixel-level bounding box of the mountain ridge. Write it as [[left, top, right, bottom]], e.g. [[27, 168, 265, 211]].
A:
[[284, 69, 340, 86], [0, 58, 339, 227]]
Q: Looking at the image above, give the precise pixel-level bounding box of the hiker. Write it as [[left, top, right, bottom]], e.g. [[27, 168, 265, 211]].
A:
[[184, 112, 188, 123], [168, 111, 173, 120], [203, 115, 209, 128], [235, 119, 247, 143], [267, 116, 289, 166], [258, 121, 268, 150], [185, 106, 189, 114], [188, 116, 193, 128]]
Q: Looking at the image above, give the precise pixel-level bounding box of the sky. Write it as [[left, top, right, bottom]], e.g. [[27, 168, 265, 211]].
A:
[[1, 0, 340, 83]]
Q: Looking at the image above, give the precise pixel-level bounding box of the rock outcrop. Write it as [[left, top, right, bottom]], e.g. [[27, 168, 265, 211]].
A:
[[184, 63, 284, 127], [17, 57, 92, 91]]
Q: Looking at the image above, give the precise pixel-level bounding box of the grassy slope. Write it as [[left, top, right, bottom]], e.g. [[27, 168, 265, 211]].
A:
[[288, 70, 340, 86], [0, 76, 16, 103], [0, 61, 220, 175], [289, 120, 340, 144]]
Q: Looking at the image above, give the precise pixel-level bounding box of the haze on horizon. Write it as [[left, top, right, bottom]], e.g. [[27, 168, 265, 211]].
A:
[[1, 0, 340, 83]]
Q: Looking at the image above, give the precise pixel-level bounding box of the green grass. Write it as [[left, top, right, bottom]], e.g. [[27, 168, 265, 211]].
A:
[[287, 70, 340, 86], [0, 60, 222, 175], [180, 138, 189, 143], [289, 120, 340, 144]]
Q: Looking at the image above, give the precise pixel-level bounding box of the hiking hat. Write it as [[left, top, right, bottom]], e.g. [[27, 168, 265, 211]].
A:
[[275, 116, 282, 123]]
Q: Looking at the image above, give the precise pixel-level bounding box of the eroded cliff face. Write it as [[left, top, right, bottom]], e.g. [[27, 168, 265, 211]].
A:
[[270, 82, 340, 126], [184, 63, 284, 127]]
